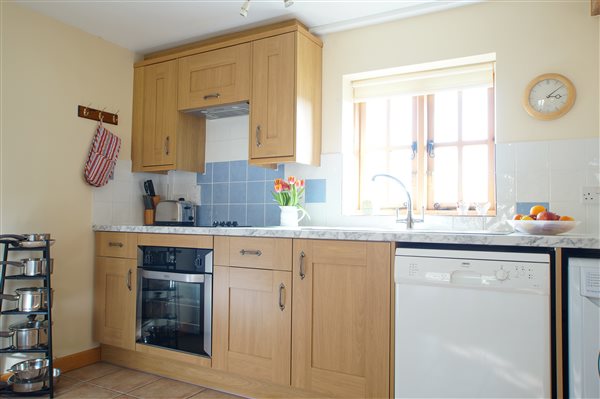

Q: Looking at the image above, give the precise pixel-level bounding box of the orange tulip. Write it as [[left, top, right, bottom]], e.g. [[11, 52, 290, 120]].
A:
[[274, 183, 283, 193], [288, 176, 296, 184], [274, 178, 283, 186]]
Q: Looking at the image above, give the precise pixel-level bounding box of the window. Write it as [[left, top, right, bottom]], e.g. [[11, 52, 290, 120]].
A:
[[352, 61, 496, 215]]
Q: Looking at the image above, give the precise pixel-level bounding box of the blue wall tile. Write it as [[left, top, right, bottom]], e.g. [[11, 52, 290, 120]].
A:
[[516, 201, 550, 215], [213, 162, 230, 183], [213, 205, 229, 222], [247, 204, 265, 227], [198, 205, 212, 226], [230, 160, 248, 182], [248, 165, 266, 181], [265, 204, 281, 226], [213, 183, 229, 204], [265, 165, 285, 180], [197, 163, 213, 184], [200, 184, 212, 205], [247, 181, 265, 203], [229, 205, 247, 225], [305, 179, 326, 203], [229, 182, 247, 204]]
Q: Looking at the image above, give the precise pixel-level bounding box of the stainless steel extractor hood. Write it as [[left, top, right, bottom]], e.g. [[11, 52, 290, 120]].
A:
[[191, 101, 249, 120]]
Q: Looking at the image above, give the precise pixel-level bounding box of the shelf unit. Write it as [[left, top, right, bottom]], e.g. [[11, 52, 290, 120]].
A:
[[0, 239, 54, 398]]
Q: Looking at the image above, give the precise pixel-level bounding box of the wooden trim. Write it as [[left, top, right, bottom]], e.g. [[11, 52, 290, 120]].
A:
[[137, 233, 213, 249], [136, 19, 322, 68], [53, 347, 102, 373], [102, 344, 325, 398], [389, 243, 396, 398], [555, 248, 564, 399], [592, 0, 599, 16], [135, 343, 211, 368]]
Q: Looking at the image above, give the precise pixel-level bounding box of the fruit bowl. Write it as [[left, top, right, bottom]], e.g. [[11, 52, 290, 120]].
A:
[[507, 220, 580, 235]]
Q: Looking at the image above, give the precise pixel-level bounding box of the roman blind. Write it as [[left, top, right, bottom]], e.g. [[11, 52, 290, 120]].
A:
[[352, 62, 495, 102]]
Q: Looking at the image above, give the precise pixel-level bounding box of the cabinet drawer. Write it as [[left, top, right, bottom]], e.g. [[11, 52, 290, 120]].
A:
[[178, 43, 251, 110], [96, 232, 137, 259], [214, 237, 292, 271]]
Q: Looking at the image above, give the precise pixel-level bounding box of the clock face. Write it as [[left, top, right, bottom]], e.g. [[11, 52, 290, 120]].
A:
[[523, 73, 576, 120], [528, 79, 569, 113]]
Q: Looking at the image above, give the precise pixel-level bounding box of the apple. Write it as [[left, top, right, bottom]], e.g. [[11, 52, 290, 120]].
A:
[[537, 211, 560, 221], [528, 214, 537, 220], [513, 214, 524, 220]]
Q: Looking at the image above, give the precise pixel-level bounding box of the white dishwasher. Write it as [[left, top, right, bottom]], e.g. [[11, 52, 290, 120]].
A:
[[395, 247, 551, 398]]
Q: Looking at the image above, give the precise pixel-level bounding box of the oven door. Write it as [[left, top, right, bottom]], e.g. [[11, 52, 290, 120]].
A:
[[136, 269, 212, 358]]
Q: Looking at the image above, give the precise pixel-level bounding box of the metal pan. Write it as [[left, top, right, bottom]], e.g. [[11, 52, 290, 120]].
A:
[[8, 358, 50, 381], [0, 258, 53, 277], [0, 287, 50, 312], [0, 319, 48, 349], [7, 374, 45, 393]]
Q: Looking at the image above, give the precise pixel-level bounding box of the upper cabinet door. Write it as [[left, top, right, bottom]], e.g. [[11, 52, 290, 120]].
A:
[[142, 60, 178, 167], [250, 33, 296, 160], [178, 44, 251, 110]]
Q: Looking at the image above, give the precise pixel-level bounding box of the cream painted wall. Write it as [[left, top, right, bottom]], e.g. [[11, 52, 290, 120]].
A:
[[322, 1, 599, 152], [0, 3, 134, 357]]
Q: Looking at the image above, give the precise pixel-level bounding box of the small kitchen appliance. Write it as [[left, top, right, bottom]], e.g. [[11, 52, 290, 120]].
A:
[[154, 199, 195, 226]]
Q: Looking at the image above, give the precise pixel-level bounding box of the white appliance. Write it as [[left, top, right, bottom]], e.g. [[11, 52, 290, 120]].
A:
[[395, 247, 551, 398], [568, 257, 600, 398]]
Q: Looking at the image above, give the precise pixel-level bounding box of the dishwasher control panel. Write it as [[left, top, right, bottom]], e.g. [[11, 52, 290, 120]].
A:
[[396, 249, 550, 294]]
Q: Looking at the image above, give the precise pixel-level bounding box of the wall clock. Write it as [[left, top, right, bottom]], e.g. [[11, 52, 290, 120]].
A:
[[523, 73, 576, 120]]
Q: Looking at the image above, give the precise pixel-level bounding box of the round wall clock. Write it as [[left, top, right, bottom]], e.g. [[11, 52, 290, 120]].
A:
[[523, 73, 576, 120]]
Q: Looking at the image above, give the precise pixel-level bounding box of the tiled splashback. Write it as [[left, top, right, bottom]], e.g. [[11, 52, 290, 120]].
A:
[[93, 136, 599, 236], [196, 160, 285, 227]]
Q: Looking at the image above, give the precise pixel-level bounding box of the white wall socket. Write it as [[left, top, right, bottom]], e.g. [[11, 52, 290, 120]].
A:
[[582, 186, 600, 204]]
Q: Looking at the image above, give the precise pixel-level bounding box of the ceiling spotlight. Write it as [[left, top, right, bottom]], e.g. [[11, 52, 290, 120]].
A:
[[240, 0, 250, 17], [284, 0, 294, 7]]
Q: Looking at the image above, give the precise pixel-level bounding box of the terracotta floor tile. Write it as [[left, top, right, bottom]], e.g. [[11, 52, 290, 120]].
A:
[[65, 362, 123, 382], [53, 375, 83, 395], [89, 368, 160, 393], [189, 388, 244, 399], [127, 378, 203, 399], [55, 382, 121, 398]]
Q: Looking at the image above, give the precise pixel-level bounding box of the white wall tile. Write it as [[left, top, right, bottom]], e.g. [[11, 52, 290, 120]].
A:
[[548, 139, 587, 170], [585, 205, 600, 235], [495, 143, 515, 174], [515, 141, 549, 171], [550, 170, 585, 202], [516, 169, 549, 202]]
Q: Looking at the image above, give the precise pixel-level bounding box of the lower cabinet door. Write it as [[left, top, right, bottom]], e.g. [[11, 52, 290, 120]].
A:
[[213, 266, 292, 385], [94, 257, 137, 350], [292, 240, 391, 398]]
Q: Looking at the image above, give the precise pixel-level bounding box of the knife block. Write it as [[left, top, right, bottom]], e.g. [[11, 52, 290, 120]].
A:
[[144, 209, 155, 225]]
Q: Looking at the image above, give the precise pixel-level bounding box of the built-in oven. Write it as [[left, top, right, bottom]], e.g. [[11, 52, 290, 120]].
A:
[[136, 245, 212, 358]]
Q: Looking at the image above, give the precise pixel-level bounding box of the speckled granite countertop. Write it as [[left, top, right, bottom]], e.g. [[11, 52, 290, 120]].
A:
[[93, 225, 599, 249]]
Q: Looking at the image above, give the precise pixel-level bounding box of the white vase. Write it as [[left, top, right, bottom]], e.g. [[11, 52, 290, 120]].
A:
[[279, 206, 307, 227]]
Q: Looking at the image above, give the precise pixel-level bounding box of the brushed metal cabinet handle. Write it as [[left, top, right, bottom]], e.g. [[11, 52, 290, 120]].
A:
[[203, 93, 221, 100], [299, 251, 306, 280], [256, 125, 263, 148], [108, 242, 124, 248], [126, 269, 132, 291], [165, 136, 170, 155], [278, 283, 286, 311], [240, 249, 262, 256]]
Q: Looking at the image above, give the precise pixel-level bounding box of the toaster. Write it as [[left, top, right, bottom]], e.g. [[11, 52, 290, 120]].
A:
[[154, 199, 195, 226]]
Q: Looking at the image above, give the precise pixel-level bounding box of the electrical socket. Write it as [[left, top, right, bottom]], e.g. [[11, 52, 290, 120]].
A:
[[582, 186, 600, 204]]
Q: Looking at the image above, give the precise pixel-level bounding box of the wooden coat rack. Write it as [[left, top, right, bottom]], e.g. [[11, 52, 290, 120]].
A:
[[78, 105, 119, 125]]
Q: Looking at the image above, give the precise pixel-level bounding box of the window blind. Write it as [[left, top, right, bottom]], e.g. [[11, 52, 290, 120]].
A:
[[352, 62, 495, 102]]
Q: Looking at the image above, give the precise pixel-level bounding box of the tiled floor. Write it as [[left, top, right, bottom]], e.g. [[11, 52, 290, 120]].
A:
[[57, 362, 244, 399]]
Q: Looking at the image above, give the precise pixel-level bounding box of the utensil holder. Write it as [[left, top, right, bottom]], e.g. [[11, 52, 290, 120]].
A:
[[144, 209, 155, 225]]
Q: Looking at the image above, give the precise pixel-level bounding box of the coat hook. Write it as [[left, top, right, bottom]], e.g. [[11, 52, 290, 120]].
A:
[[99, 107, 106, 122], [83, 103, 91, 117]]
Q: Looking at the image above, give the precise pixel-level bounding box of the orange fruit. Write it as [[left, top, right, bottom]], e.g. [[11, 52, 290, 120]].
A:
[[559, 215, 575, 221], [522, 215, 534, 220], [513, 214, 524, 220], [529, 205, 546, 216]]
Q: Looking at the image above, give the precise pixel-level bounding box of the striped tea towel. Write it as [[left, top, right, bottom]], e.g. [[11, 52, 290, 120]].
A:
[[84, 123, 121, 187]]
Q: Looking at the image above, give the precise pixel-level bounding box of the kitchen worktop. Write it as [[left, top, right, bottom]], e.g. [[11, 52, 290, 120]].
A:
[[93, 225, 600, 249]]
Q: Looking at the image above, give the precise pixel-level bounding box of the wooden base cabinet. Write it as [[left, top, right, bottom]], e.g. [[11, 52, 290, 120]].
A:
[[291, 240, 391, 398], [93, 256, 137, 351]]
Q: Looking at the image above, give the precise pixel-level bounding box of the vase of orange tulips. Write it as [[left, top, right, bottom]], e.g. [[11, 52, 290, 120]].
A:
[[272, 176, 308, 227]]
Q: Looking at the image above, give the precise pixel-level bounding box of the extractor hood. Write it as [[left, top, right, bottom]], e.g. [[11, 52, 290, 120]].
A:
[[191, 101, 249, 120]]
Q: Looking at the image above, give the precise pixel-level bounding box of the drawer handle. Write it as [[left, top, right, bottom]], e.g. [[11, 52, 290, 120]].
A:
[[126, 269, 132, 291], [299, 251, 306, 280], [108, 242, 124, 248], [240, 249, 262, 256], [278, 283, 286, 311], [165, 136, 170, 156], [203, 93, 221, 100]]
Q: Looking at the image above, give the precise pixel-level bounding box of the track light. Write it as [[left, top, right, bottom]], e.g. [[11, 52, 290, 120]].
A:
[[240, 0, 250, 17], [284, 0, 294, 7]]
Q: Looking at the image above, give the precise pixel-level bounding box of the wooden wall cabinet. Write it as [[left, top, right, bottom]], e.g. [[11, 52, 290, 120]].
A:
[[178, 43, 251, 111], [291, 239, 391, 398], [213, 236, 292, 386], [94, 233, 137, 351], [132, 60, 206, 173], [249, 31, 322, 166]]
